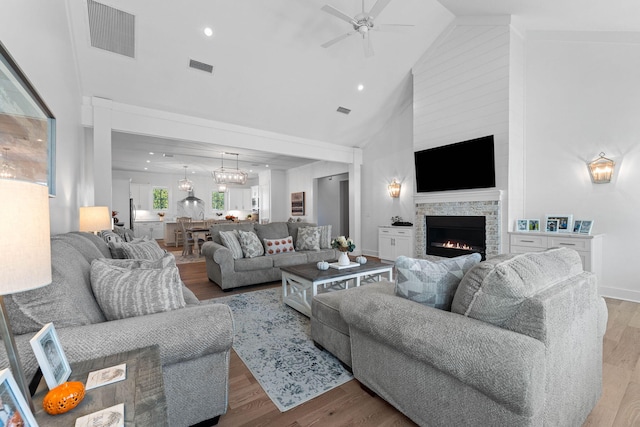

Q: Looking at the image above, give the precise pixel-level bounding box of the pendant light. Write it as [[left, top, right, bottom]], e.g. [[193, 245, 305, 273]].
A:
[[178, 165, 193, 192], [212, 153, 248, 185]]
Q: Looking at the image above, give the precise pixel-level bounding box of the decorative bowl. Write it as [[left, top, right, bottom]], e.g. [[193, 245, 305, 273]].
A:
[[43, 381, 85, 415], [317, 261, 330, 270]]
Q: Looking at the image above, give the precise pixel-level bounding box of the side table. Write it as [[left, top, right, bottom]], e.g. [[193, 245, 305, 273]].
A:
[[32, 346, 167, 426]]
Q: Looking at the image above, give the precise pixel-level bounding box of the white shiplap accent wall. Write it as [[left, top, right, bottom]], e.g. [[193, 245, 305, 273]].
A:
[[412, 17, 513, 252]]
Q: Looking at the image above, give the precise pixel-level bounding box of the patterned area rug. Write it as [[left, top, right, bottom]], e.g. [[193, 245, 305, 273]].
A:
[[168, 250, 205, 264], [214, 288, 353, 411]]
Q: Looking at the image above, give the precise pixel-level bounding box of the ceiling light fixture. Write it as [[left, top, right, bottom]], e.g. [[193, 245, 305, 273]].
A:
[[178, 165, 194, 192], [204, 27, 214, 37], [212, 153, 248, 186], [357, 84, 364, 91]]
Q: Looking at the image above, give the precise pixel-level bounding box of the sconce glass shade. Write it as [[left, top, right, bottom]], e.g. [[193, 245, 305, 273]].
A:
[[588, 152, 615, 184], [79, 206, 111, 232], [388, 179, 401, 198]]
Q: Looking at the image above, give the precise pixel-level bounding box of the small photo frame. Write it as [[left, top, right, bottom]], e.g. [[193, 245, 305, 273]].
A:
[[516, 219, 528, 232], [574, 219, 594, 235], [545, 214, 573, 233], [546, 219, 559, 232], [527, 219, 540, 232], [30, 323, 71, 389], [0, 368, 39, 426]]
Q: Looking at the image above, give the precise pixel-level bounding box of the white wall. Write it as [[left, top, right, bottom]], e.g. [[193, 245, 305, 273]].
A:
[[1, 1, 85, 233], [525, 32, 640, 302]]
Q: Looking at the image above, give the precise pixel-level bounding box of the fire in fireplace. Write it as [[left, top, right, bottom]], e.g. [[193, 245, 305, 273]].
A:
[[425, 216, 486, 260]]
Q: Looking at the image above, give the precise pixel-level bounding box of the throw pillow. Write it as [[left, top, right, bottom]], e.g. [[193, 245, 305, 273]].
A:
[[108, 237, 148, 259], [237, 230, 264, 258], [318, 224, 332, 249], [395, 253, 482, 311], [263, 236, 295, 255], [98, 230, 122, 243], [120, 239, 166, 260], [296, 227, 321, 251], [90, 258, 186, 321], [219, 230, 243, 260]]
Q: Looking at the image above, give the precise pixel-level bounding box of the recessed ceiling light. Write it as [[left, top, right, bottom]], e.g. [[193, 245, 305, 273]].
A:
[[357, 84, 364, 91], [144, 167, 148, 170], [146, 160, 151, 163], [204, 27, 214, 37], [265, 164, 269, 168], [149, 152, 154, 155]]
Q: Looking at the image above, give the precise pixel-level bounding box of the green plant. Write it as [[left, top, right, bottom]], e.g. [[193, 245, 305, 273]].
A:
[[212, 191, 225, 210], [152, 187, 168, 210]]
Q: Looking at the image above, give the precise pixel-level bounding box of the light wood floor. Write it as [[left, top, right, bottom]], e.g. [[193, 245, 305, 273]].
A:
[[173, 250, 640, 426]]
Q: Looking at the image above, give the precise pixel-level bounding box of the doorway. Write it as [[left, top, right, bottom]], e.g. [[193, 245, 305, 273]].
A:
[[317, 173, 349, 237]]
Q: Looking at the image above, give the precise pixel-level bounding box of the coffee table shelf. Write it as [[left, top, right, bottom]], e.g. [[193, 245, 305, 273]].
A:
[[281, 259, 393, 316]]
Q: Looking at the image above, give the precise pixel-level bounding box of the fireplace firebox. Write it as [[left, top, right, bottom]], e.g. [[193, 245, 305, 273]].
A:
[[425, 216, 486, 260]]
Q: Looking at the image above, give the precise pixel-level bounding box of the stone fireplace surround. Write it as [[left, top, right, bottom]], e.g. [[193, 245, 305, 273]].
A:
[[415, 190, 502, 259]]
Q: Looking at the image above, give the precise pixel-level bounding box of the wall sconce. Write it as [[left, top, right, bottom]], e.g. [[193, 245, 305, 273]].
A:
[[587, 152, 615, 184], [388, 179, 401, 198]]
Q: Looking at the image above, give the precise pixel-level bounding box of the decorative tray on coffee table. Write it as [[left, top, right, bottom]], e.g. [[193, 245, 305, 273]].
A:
[[329, 262, 360, 270]]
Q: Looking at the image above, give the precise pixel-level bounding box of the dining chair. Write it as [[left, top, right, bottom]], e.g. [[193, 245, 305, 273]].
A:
[[175, 217, 191, 248]]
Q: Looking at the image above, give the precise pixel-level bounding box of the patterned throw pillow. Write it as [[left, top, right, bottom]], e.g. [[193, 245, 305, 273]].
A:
[[99, 230, 122, 243], [219, 230, 243, 260], [263, 236, 295, 255], [395, 253, 482, 311], [90, 258, 186, 321], [120, 239, 166, 260], [237, 230, 264, 258], [296, 227, 321, 251], [318, 225, 332, 249]]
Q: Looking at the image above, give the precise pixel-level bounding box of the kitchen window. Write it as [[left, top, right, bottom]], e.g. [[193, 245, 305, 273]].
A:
[[152, 187, 169, 210], [212, 191, 225, 211]]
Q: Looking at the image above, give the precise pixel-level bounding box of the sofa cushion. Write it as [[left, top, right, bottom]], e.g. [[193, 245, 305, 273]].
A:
[[53, 233, 109, 263], [234, 255, 274, 272], [395, 253, 482, 310], [255, 222, 289, 242], [305, 248, 337, 263], [90, 258, 186, 321], [120, 239, 166, 260], [318, 225, 332, 249], [5, 239, 107, 335], [287, 222, 317, 247], [296, 227, 321, 251], [263, 236, 295, 255], [237, 230, 264, 258], [99, 230, 122, 243], [271, 251, 308, 267], [219, 230, 243, 260], [451, 247, 584, 327], [209, 222, 255, 245]]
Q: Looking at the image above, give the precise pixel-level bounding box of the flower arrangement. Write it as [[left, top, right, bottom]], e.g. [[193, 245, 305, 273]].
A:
[[331, 236, 355, 253], [157, 212, 165, 218]]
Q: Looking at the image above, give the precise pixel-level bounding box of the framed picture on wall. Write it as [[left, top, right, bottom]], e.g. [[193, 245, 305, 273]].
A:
[[291, 192, 305, 216], [545, 214, 573, 232]]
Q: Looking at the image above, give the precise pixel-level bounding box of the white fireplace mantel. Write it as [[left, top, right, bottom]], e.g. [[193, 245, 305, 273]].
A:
[[414, 189, 503, 204]]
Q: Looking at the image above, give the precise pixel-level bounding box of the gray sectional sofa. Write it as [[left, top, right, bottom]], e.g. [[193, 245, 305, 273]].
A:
[[311, 248, 608, 426], [201, 221, 338, 290], [0, 232, 234, 427]]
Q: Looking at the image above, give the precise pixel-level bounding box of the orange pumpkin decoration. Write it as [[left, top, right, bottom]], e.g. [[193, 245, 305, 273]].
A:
[[43, 381, 85, 415]]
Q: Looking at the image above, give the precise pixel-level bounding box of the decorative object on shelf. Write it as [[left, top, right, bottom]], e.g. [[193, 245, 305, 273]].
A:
[[573, 219, 594, 235], [355, 255, 367, 264], [225, 215, 236, 221], [212, 152, 248, 185], [391, 215, 412, 226], [157, 212, 165, 220], [0, 147, 15, 179], [291, 192, 305, 216], [587, 152, 615, 184], [317, 261, 330, 270], [30, 323, 71, 389], [79, 206, 111, 233], [388, 179, 401, 198], [331, 236, 355, 266], [515, 219, 540, 232], [112, 210, 119, 224], [42, 381, 86, 415], [546, 219, 559, 232], [0, 41, 57, 196], [178, 165, 194, 192], [544, 214, 573, 233], [0, 180, 52, 411], [0, 369, 39, 423]]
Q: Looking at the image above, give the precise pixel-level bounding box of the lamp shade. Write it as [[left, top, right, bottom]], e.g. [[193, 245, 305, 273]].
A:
[[79, 206, 111, 232], [0, 180, 52, 294]]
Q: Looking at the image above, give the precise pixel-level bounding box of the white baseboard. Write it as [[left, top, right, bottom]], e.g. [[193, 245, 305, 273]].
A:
[[599, 286, 640, 303]]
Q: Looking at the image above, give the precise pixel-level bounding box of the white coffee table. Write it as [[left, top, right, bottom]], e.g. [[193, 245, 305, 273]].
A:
[[281, 259, 393, 316]]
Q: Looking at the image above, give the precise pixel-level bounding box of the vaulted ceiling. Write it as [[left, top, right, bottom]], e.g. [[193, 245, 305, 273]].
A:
[[64, 0, 640, 176]]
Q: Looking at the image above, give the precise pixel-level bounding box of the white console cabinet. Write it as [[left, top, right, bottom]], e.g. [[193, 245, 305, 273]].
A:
[[378, 226, 414, 262], [509, 232, 603, 283]]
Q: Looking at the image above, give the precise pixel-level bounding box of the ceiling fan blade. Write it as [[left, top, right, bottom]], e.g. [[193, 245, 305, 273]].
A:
[[321, 31, 356, 48], [368, 0, 392, 19], [321, 5, 357, 26], [374, 23, 414, 32], [363, 33, 374, 57]]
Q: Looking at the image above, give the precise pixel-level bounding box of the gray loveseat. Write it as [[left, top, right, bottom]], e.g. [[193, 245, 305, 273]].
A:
[[202, 221, 338, 290], [311, 247, 607, 426], [0, 232, 234, 427]]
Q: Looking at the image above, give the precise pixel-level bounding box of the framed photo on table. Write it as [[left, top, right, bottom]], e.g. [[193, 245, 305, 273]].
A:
[[30, 323, 71, 389], [0, 368, 39, 426], [546, 219, 559, 232], [545, 214, 573, 233], [574, 219, 594, 235]]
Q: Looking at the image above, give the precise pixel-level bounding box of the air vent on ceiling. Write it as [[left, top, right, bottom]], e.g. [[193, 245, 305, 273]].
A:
[[162, 153, 174, 158], [87, 0, 135, 58], [337, 106, 351, 115], [189, 59, 214, 74]]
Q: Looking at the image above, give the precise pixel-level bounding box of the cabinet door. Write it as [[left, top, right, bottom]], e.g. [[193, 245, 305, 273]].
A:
[[378, 230, 394, 261], [242, 189, 251, 210], [394, 236, 412, 258]]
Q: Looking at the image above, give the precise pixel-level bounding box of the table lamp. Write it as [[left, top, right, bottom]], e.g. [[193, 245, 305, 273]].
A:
[[0, 180, 52, 410], [79, 206, 111, 233]]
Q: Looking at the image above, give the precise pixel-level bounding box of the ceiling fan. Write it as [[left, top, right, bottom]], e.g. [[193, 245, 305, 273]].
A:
[[320, 0, 413, 57]]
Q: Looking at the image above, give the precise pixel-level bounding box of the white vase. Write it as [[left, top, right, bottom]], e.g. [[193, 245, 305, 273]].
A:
[[338, 251, 350, 266]]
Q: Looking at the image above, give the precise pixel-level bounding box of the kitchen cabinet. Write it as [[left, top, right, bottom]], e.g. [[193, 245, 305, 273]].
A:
[[378, 226, 414, 261], [130, 183, 150, 210], [227, 188, 251, 210], [134, 221, 163, 240]]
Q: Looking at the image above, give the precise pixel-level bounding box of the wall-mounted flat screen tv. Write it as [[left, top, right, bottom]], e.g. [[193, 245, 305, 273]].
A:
[[414, 135, 495, 193]]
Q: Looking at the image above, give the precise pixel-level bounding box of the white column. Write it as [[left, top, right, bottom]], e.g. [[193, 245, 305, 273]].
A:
[[92, 97, 113, 209], [349, 149, 363, 255]]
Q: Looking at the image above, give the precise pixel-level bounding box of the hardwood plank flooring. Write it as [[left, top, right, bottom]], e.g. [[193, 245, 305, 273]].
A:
[[170, 242, 640, 426]]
